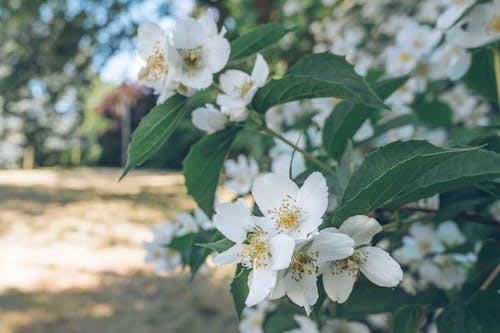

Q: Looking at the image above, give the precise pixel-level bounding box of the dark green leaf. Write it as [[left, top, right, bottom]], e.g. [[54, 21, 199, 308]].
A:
[[183, 127, 240, 217], [335, 282, 447, 317], [121, 94, 187, 179], [323, 76, 408, 159], [229, 23, 289, 61], [333, 141, 477, 225], [437, 291, 500, 333], [231, 265, 250, 318], [189, 229, 223, 278], [391, 306, 426, 333], [413, 99, 453, 126], [196, 238, 235, 253], [252, 53, 385, 113], [463, 48, 497, 103], [263, 301, 303, 333]]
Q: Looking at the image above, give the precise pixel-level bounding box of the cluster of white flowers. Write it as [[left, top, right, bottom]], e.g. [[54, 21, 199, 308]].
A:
[[213, 172, 403, 313], [144, 208, 213, 274], [393, 221, 476, 293]]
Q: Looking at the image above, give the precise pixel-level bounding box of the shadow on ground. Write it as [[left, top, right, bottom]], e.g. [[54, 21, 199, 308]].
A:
[[0, 271, 237, 333]]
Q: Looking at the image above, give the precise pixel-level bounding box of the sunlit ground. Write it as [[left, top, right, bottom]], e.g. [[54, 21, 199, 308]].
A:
[[0, 168, 238, 333]]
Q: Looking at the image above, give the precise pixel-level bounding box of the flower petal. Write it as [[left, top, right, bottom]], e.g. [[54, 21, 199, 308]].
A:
[[269, 234, 295, 270], [213, 243, 244, 265], [203, 35, 231, 73], [270, 271, 286, 300], [137, 22, 166, 59], [251, 54, 269, 87], [338, 215, 382, 246], [246, 266, 276, 306], [219, 69, 250, 97], [360, 246, 403, 287], [284, 273, 318, 315], [213, 201, 253, 242], [191, 104, 228, 134], [252, 173, 299, 217], [172, 18, 206, 49], [296, 172, 328, 219], [322, 263, 356, 304], [310, 228, 354, 262]]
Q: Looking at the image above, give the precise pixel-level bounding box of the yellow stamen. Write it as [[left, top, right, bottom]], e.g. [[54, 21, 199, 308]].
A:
[[290, 251, 319, 281], [268, 195, 302, 232], [400, 52, 411, 63], [240, 81, 255, 98], [487, 15, 500, 35], [139, 47, 168, 82]]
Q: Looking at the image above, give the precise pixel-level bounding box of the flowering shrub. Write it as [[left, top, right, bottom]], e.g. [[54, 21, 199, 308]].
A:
[[125, 3, 500, 333]]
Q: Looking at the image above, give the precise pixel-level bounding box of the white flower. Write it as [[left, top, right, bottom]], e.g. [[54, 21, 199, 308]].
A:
[[252, 172, 329, 240], [321, 216, 403, 303], [217, 54, 269, 111], [395, 22, 442, 58], [385, 46, 418, 76], [144, 220, 182, 273], [213, 200, 295, 306], [175, 208, 213, 236], [393, 223, 444, 265], [137, 22, 171, 93], [436, 221, 465, 247], [446, 0, 500, 48], [271, 228, 354, 314], [239, 301, 271, 333], [271, 151, 307, 179], [437, 0, 476, 30], [191, 104, 228, 134], [439, 84, 490, 126], [168, 12, 230, 89], [429, 43, 471, 81], [285, 315, 320, 333], [419, 253, 475, 290], [224, 155, 260, 195]]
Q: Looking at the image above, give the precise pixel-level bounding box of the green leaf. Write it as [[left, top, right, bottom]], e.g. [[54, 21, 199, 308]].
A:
[[413, 99, 453, 126], [121, 91, 213, 179], [252, 53, 385, 113], [231, 265, 250, 318], [333, 141, 477, 225], [263, 301, 302, 333], [391, 306, 426, 333], [437, 291, 500, 333], [323, 76, 408, 159], [229, 23, 289, 61], [334, 282, 447, 317], [121, 94, 187, 179], [196, 238, 235, 253], [183, 127, 240, 217], [188, 229, 222, 278], [388, 148, 500, 207], [463, 48, 497, 103]]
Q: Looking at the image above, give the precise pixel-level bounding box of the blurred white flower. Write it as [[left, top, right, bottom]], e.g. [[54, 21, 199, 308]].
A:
[[285, 315, 319, 333], [437, 220, 465, 247], [393, 223, 444, 265], [223, 155, 260, 195], [144, 220, 182, 273], [191, 103, 228, 134], [353, 120, 374, 142], [419, 253, 475, 290], [446, 0, 500, 48], [437, 0, 476, 29], [322, 216, 403, 303], [429, 43, 471, 81], [439, 84, 490, 126]]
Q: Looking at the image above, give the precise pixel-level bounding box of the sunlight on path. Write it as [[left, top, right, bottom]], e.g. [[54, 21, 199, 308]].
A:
[[0, 168, 237, 333]]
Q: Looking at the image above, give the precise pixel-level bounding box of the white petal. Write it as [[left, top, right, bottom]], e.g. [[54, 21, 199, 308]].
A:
[[219, 70, 250, 97], [293, 315, 319, 333], [269, 234, 295, 270], [310, 228, 354, 262], [178, 66, 213, 89], [252, 173, 299, 217], [448, 51, 471, 81], [246, 266, 277, 306], [360, 247, 403, 287], [296, 172, 328, 219], [270, 271, 286, 300], [338, 215, 382, 246], [213, 201, 253, 242], [203, 35, 231, 73], [191, 105, 228, 134], [251, 54, 269, 87], [293, 216, 324, 240], [213, 243, 244, 265], [217, 94, 247, 109], [284, 273, 318, 315], [137, 22, 166, 59], [437, 2, 473, 30], [199, 9, 218, 37], [172, 18, 206, 49], [322, 263, 356, 304]]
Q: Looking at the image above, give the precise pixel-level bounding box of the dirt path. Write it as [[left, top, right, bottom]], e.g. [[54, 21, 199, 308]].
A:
[[0, 168, 237, 333]]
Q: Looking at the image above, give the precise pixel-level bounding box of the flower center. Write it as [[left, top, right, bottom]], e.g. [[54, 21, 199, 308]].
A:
[[153, 249, 163, 260], [139, 47, 169, 82], [240, 229, 269, 268], [268, 195, 302, 232], [412, 39, 422, 49], [332, 251, 368, 278], [418, 240, 431, 253], [181, 48, 203, 71], [416, 63, 429, 75], [487, 15, 500, 35], [240, 80, 255, 98], [290, 251, 319, 281], [400, 52, 411, 63], [177, 83, 189, 94], [251, 318, 262, 327]]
